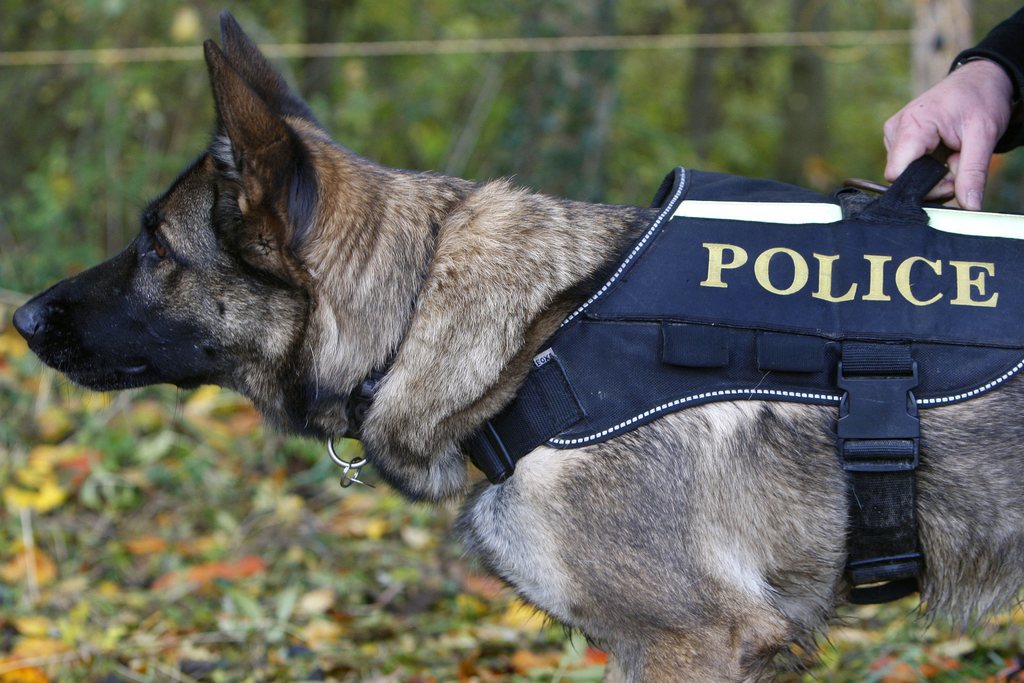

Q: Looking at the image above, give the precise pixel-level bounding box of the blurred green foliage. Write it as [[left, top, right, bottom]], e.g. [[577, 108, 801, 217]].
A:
[[0, 0, 1021, 292]]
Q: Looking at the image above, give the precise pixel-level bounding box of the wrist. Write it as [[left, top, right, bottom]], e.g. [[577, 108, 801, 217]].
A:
[[953, 54, 1018, 104]]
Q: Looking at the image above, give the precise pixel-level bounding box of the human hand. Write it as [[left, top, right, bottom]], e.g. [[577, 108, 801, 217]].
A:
[[883, 59, 1014, 210]]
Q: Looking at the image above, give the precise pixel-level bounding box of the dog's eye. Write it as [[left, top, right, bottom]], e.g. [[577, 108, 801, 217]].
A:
[[152, 237, 168, 259]]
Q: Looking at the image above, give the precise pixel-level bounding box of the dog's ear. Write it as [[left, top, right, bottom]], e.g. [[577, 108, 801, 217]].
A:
[[204, 39, 317, 280], [218, 11, 318, 124]]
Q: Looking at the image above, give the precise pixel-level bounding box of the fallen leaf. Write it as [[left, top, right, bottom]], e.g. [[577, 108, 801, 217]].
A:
[[919, 656, 960, 678], [298, 619, 345, 650], [183, 385, 222, 419], [455, 594, 488, 618], [510, 649, 562, 674], [0, 664, 51, 683], [0, 548, 58, 587], [174, 534, 221, 557], [462, 574, 505, 601], [152, 555, 266, 590], [123, 400, 167, 433], [296, 587, 336, 617], [499, 599, 548, 632], [225, 406, 262, 436], [11, 616, 52, 638], [11, 635, 70, 658], [870, 655, 918, 683], [33, 406, 72, 442], [400, 526, 434, 550], [124, 535, 168, 555], [3, 477, 66, 513], [0, 326, 29, 359]]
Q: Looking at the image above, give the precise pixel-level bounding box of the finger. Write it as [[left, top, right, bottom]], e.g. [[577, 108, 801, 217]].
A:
[[954, 123, 998, 210], [883, 114, 938, 182], [925, 175, 955, 202]]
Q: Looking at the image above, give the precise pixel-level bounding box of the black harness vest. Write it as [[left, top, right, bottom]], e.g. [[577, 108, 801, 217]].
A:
[[464, 157, 1024, 603]]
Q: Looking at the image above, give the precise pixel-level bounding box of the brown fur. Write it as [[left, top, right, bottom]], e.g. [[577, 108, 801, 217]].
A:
[[13, 14, 1024, 682]]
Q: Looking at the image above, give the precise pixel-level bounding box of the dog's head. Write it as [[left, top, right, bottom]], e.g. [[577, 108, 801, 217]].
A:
[[13, 13, 355, 435]]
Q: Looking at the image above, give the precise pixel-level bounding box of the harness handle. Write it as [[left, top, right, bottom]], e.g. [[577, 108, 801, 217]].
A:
[[855, 149, 950, 225]]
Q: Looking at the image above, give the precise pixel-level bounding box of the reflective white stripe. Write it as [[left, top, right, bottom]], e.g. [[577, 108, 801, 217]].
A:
[[672, 200, 842, 224], [926, 208, 1024, 239], [672, 200, 1024, 239]]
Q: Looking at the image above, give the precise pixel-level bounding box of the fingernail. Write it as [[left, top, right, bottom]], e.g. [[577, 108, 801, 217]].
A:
[[966, 190, 983, 211]]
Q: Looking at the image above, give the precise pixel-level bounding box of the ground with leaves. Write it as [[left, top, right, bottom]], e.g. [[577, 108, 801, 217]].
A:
[[1, 306, 1024, 683]]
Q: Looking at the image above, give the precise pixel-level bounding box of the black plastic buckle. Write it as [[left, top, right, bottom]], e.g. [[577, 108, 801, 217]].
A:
[[465, 421, 515, 484], [837, 361, 920, 472]]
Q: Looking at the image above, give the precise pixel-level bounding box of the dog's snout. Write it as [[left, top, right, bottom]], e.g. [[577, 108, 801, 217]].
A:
[[12, 300, 46, 341]]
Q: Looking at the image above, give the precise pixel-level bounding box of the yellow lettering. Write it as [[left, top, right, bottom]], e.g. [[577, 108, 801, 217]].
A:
[[754, 247, 808, 296], [895, 256, 943, 306], [949, 260, 998, 307], [862, 255, 892, 302], [812, 253, 857, 302], [701, 243, 748, 288]]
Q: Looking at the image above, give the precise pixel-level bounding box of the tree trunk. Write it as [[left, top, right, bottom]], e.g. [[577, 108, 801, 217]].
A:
[[686, 0, 749, 160], [912, 0, 973, 95], [501, 0, 619, 201], [776, 0, 829, 186], [301, 0, 357, 103]]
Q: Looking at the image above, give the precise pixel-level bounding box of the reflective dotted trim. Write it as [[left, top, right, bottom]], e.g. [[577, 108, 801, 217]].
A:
[[547, 387, 842, 447], [547, 358, 1024, 447], [559, 168, 688, 328], [916, 357, 1024, 407]]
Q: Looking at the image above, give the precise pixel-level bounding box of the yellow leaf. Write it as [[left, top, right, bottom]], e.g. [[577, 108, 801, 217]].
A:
[[299, 619, 345, 650], [365, 518, 389, 541], [183, 385, 223, 419], [4, 477, 67, 513], [26, 445, 68, 468], [455, 594, 488, 618], [12, 616, 52, 638], [11, 636, 70, 659], [80, 392, 111, 413], [500, 599, 548, 632], [33, 406, 72, 443], [0, 664, 51, 683], [124, 400, 167, 433], [97, 581, 121, 598], [0, 327, 29, 359]]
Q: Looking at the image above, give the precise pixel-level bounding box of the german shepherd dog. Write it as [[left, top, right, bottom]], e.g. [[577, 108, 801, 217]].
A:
[[13, 13, 1024, 682]]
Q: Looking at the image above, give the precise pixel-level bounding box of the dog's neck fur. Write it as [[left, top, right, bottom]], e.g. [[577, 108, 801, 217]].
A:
[[294, 123, 474, 402], [290, 119, 652, 497]]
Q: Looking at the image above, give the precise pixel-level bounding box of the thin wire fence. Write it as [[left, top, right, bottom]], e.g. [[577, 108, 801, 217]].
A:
[[0, 29, 915, 66]]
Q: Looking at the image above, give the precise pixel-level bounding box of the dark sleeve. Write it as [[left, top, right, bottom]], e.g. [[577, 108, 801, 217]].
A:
[[953, 8, 1024, 152]]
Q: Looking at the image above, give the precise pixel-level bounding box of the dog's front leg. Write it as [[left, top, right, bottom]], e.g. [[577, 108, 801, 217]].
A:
[[604, 626, 783, 683]]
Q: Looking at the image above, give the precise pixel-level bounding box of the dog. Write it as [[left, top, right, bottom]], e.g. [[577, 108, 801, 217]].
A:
[[13, 13, 1024, 682]]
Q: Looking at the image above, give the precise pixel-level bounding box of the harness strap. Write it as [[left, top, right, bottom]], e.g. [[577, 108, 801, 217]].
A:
[[838, 342, 923, 603], [465, 351, 584, 483]]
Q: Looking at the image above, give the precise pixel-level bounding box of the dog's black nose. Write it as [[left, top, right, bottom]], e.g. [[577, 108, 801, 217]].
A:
[[12, 301, 45, 341]]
